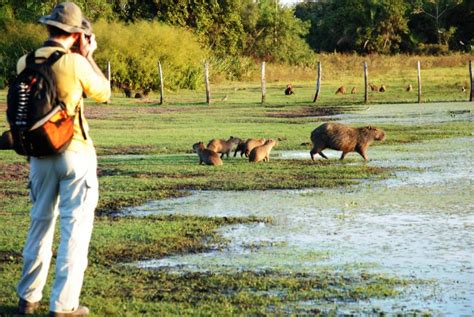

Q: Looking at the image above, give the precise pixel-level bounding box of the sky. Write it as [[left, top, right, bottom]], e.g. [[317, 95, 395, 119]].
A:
[[280, 0, 302, 6]]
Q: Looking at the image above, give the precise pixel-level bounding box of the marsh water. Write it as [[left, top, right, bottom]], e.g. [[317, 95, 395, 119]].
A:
[[125, 103, 473, 315]]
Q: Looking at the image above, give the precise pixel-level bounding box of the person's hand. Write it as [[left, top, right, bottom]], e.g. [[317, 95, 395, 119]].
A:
[[79, 33, 97, 58]]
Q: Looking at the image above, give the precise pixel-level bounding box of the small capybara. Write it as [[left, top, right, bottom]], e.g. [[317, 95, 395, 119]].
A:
[[285, 84, 294, 95], [335, 86, 346, 95], [310, 122, 386, 161], [192, 142, 223, 166], [249, 139, 277, 163], [207, 136, 241, 158], [379, 85, 386, 92], [0, 130, 14, 150], [244, 138, 266, 157], [351, 87, 357, 94], [124, 87, 132, 98], [369, 83, 378, 92], [233, 140, 247, 157]]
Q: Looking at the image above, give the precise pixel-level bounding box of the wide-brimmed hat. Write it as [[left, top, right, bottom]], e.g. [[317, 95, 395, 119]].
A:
[[39, 2, 91, 36]]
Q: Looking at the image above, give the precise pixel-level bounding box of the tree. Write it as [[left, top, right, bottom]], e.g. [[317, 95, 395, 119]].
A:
[[412, 0, 462, 45]]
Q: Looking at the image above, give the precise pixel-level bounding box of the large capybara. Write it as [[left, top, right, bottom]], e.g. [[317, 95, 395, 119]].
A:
[[0, 130, 14, 150], [207, 136, 241, 158], [244, 138, 266, 157], [192, 142, 223, 166], [249, 139, 277, 163], [310, 122, 386, 161]]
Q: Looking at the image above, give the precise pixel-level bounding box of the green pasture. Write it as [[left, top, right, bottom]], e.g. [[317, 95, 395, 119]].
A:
[[0, 85, 472, 315]]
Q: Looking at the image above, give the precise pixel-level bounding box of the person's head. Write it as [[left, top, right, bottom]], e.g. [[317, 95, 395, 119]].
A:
[[39, 2, 91, 45]]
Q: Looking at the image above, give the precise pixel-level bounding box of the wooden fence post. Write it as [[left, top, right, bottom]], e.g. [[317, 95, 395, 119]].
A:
[[469, 60, 473, 102], [158, 60, 164, 105], [204, 61, 210, 104], [106, 61, 111, 83], [313, 61, 321, 102], [417, 61, 422, 104], [364, 62, 368, 104], [261, 61, 266, 104], [105, 61, 111, 104]]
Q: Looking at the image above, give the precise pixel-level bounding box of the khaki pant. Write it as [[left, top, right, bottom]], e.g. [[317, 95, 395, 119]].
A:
[[17, 149, 98, 313]]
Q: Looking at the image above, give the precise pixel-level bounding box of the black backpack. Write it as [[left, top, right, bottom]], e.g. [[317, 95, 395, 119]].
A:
[[6, 50, 81, 157]]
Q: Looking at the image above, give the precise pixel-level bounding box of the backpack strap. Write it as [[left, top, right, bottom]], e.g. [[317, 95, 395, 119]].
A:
[[76, 105, 88, 140]]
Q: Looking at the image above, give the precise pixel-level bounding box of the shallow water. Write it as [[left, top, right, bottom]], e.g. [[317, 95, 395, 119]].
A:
[[314, 102, 473, 125], [125, 104, 473, 315]]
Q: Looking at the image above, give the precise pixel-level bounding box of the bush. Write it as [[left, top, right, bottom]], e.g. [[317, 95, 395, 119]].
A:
[[0, 19, 46, 86], [93, 20, 208, 91]]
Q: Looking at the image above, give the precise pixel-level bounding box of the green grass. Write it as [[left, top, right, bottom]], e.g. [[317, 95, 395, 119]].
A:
[[0, 86, 471, 315]]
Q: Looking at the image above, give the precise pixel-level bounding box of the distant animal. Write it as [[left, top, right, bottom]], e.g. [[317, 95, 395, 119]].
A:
[[134, 92, 143, 99], [369, 83, 378, 92], [310, 122, 386, 161], [335, 86, 346, 95], [207, 136, 241, 158], [124, 87, 132, 98], [406, 84, 413, 92], [285, 84, 295, 95], [351, 87, 357, 94], [0, 130, 14, 150], [143, 87, 151, 96], [249, 139, 278, 163], [244, 138, 266, 157], [192, 142, 223, 166], [379, 85, 386, 92], [233, 140, 247, 157]]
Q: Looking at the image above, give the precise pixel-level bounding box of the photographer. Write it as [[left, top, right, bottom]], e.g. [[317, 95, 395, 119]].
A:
[[15, 2, 110, 316]]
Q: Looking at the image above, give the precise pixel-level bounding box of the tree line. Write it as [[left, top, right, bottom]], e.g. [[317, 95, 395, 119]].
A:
[[0, 0, 472, 90], [3, 1, 471, 58]]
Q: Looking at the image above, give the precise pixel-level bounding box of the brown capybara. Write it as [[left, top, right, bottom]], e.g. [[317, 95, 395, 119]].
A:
[[0, 130, 14, 150], [244, 138, 266, 157], [285, 84, 294, 95], [335, 86, 346, 95], [351, 87, 357, 94], [379, 85, 386, 92], [249, 139, 277, 163], [192, 142, 223, 166], [207, 136, 241, 158], [233, 140, 247, 157], [369, 83, 378, 92], [310, 123, 386, 161]]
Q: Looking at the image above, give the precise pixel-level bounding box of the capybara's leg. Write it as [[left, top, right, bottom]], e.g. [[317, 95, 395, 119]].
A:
[[220, 153, 225, 159], [234, 149, 238, 157], [310, 147, 317, 160], [340, 152, 347, 160], [319, 151, 328, 159], [358, 150, 369, 161]]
